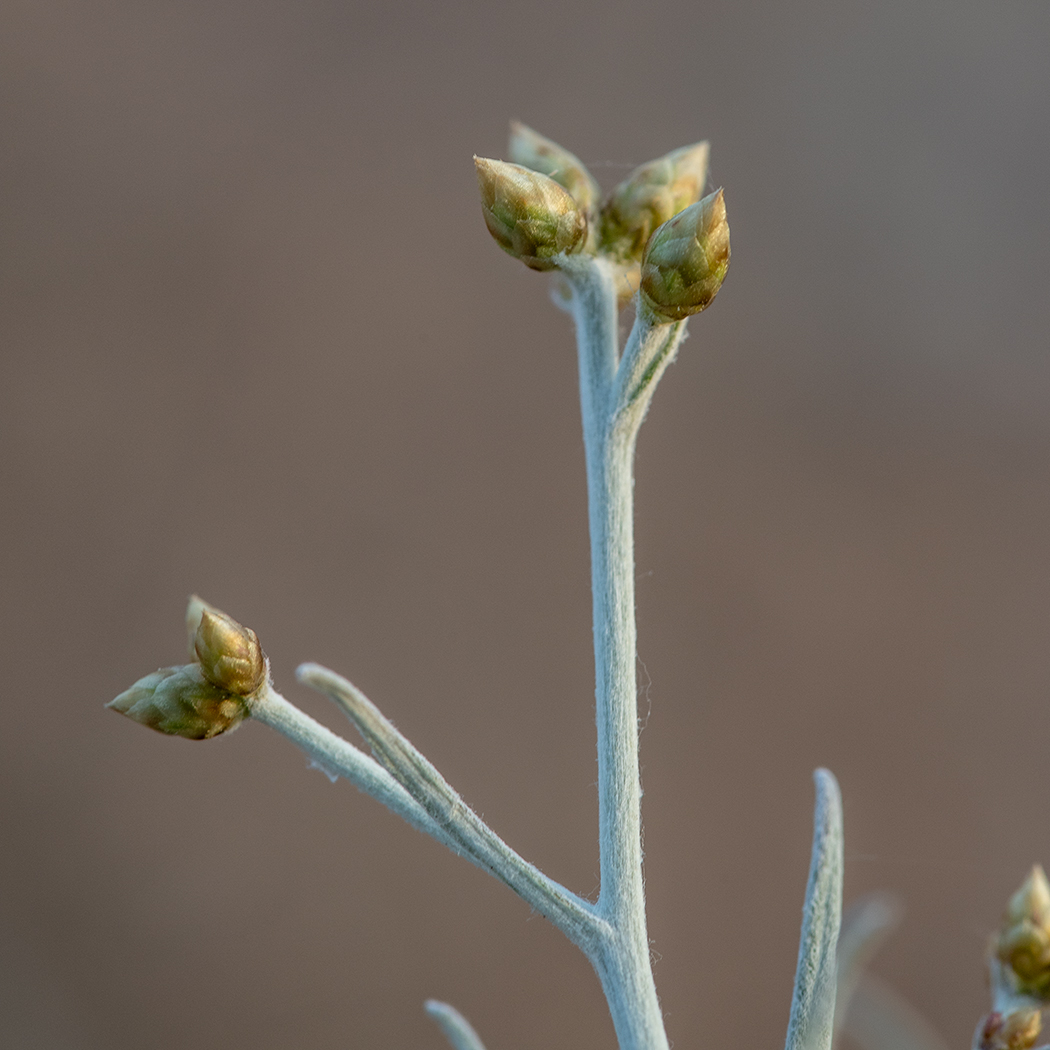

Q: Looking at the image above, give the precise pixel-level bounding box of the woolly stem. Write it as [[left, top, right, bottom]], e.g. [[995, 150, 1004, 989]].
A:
[[562, 255, 686, 1050]]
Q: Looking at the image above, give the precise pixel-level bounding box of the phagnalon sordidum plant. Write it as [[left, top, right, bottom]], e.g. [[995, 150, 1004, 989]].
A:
[[108, 123, 1022, 1050]]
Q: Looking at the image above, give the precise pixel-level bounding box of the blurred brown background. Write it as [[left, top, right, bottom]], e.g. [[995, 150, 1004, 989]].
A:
[[2, 0, 1049, 1047]]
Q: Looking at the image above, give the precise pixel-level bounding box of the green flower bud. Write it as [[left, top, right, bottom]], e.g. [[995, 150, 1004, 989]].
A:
[[474, 157, 587, 271], [507, 122, 600, 217], [639, 189, 730, 322], [979, 1010, 1044, 1050], [1007, 866, 1050, 928], [998, 866, 1050, 993], [192, 604, 266, 697], [107, 665, 249, 740], [599, 142, 710, 262]]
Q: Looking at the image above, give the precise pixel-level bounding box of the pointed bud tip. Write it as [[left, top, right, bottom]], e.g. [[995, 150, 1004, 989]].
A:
[[998, 866, 1050, 993], [185, 594, 215, 655], [474, 157, 587, 271], [108, 664, 249, 740], [599, 140, 713, 262], [506, 122, 600, 218], [194, 607, 266, 697], [1007, 866, 1050, 924], [638, 188, 730, 323]]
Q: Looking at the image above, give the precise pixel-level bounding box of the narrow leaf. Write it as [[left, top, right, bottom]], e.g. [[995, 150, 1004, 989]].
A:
[[785, 769, 844, 1050], [425, 1000, 489, 1050]]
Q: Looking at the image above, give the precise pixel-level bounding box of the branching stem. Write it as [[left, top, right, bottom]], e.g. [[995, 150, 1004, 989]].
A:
[[251, 680, 604, 951], [251, 254, 689, 1050], [561, 255, 688, 1050]]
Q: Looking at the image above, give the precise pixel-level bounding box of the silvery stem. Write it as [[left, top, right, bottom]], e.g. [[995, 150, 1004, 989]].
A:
[[251, 681, 603, 950], [562, 255, 687, 1050]]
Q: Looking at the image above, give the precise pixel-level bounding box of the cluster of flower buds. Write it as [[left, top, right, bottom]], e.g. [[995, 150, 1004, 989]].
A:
[[474, 123, 729, 320], [978, 1009, 1044, 1050], [107, 597, 266, 740], [974, 868, 1050, 1050]]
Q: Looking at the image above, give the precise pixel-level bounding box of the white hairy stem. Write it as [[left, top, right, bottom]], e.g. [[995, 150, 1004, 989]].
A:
[[560, 255, 688, 1050], [251, 681, 604, 951], [294, 662, 604, 950], [251, 254, 690, 1050], [251, 684, 448, 843], [249, 250, 843, 1050]]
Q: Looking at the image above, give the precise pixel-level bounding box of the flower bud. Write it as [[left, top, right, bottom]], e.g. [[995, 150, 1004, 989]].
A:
[[474, 157, 587, 271], [193, 606, 266, 697], [1008, 867, 1050, 928], [979, 1010, 1044, 1050], [999, 867, 1050, 990], [508, 122, 600, 217], [639, 189, 730, 322], [599, 142, 710, 262], [107, 664, 249, 740]]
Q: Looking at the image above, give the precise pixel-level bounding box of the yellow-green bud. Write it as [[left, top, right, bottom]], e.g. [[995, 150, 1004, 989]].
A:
[[979, 1010, 1044, 1050], [1007, 867, 1050, 928], [474, 157, 587, 271], [998, 866, 1050, 991], [639, 189, 730, 323], [507, 122, 600, 217], [107, 664, 249, 740], [599, 142, 710, 262], [193, 606, 266, 697]]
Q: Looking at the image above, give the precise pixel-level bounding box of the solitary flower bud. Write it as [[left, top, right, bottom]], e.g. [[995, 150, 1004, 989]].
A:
[[998, 866, 1050, 992], [107, 665, 250, 740], [508, 122, 601, 217], [599, 142, 710, 262], [1007, 867, 1050, 928], [639, 189, 730, 323], [474, 157, 587, 271], [193, 606, 266, 697]]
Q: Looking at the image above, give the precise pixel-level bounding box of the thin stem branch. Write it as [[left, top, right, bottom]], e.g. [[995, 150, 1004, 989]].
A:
[[612, 308, 687, 425], [296, 662, 605, 951], [250, 683, 451, 845], [250, 254, 702, 1050]]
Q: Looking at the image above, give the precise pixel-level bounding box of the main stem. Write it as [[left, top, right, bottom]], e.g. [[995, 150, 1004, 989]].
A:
[[569, 258, 669, 1050]]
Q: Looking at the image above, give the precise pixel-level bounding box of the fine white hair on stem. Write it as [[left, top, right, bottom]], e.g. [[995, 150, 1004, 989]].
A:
[[250, 682, 453, 846], [611, 309, 687, 422], [291, 662, 606, 952], [784, 768, 844, 1050], [425, 1000, 489, 1050]]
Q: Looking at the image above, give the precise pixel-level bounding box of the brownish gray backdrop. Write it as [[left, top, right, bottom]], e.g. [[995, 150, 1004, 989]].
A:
[[2, 0, 1049, 1047]]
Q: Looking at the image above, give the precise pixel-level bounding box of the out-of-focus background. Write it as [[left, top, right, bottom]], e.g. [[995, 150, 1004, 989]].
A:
[[2, 1, 1049, 1047]]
